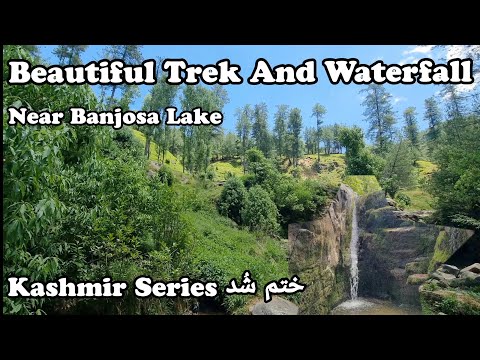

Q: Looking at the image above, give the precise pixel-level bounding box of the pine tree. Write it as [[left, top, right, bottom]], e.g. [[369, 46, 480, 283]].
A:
[[53, 45, 88, 65], [101, 45, 143, 108], [403, 107, 419, 149], [312, 103, 326, 160], [287, 108, 303, 167], [235, 105, 253, 173], [360, 84, 396, 153], [251, 102, 271, 157], [424, 96, 442, 142], [273, 104, 288, 159]]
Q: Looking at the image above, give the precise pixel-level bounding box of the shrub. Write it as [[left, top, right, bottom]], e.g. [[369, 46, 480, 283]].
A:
[[217, 177, 246, 224], [395, 192, 412, 210], [158, 166, 174, 186], [242, 186, 279, 235]]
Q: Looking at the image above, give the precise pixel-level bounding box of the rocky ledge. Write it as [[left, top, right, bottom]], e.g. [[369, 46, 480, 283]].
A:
[[419, 263, 480, 315]]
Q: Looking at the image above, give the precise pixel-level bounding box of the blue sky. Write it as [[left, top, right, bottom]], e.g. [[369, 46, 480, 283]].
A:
[[39, 45, 464, 134]]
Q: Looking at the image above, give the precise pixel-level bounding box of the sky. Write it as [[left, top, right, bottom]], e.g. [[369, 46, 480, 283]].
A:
[[39, 45, 477, 134]]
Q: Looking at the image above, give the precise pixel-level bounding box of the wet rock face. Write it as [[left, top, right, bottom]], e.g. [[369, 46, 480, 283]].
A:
[[357, 191, 474, 307], [288, 184, 355, 314]]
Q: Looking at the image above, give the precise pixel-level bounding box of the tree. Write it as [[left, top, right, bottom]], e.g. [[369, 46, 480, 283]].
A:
[[379, 135, 416, 197], [222, 132, 239, 160], [442, 84, 466, 119], [312, 103, 327, 160], [242, 186, 279, 235], [321, 126, 334, 154], [217, 177, 246, 224], [430, 114, 480, 229], [151, 74, 179, 162], [360, 84, 396, 153], [235, 105, 253, 173], [180, 84, 228, 174], [53, 45, 88, 65], [15, 45, 41, 59], [304, 127, 317, 155], [251, 102, 271, 157], [403, 106, 420, 152], [339, 126, 382, 176], [101, 45, 143, 108], [273, 104, 289, 158], [287, 108, 303, 167], [424, 96, 443, 142]]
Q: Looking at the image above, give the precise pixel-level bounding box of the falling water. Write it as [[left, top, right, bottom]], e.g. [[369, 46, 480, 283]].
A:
[[350, 196, 359, 299]]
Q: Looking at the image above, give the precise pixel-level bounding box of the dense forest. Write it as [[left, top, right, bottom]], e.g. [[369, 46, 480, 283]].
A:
[[3, 45, 479, 314]]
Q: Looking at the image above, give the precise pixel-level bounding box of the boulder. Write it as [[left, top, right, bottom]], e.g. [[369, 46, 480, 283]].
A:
[[407, 274, 429, 285], [439, 264, 460, 276], [459, 269, 480, 286], [431, 270, 457, 286], [250, 296, 299, 315], [461, 263, 480, 275]]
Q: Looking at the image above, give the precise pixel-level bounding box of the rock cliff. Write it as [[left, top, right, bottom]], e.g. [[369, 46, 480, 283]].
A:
[[288, 184, 355, 314], [357, 191, 475, 306]]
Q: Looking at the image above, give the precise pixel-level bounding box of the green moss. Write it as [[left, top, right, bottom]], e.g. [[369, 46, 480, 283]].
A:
[[428, 230, 450, 272], [344, 175, 382, 195]]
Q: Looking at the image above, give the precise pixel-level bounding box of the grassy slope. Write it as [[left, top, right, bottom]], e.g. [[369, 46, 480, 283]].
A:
[[132, 128, 288, 313], [132, 129, 183, 172], [208, 158, 244, 181], [301, 153, 346, 187], [190, 210, 288, 314], [402, 160, 437, 211], [344, 175, 382, 195]]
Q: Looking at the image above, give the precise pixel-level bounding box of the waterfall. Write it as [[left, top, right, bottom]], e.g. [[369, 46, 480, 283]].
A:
[[350, 195, 359, 299]]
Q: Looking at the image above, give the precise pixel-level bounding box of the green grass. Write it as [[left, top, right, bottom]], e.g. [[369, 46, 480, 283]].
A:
[[190, 210, 288, 314], [344, 175, 382, 195], [131, 129, 183, 172], [401, 187, 435, 211], [208, 158, 244, 181]]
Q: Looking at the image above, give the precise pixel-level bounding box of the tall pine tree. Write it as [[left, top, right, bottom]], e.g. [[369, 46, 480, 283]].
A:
[[360, 84, 396, 153]]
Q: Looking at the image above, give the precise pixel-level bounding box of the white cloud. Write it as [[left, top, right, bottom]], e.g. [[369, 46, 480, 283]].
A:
[[444, 45, 479, 94], [393, 96, 407, 104], [445, 45, 468, 60], [399, 56, 419, 66], [402, 45, 434, 55]]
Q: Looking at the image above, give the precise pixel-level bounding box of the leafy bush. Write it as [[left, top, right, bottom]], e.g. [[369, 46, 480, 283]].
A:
[[242, 186, 280, 235], [158, 166, 174, 186], [395, 192, 412, 210], [217, 177, 246, 224]]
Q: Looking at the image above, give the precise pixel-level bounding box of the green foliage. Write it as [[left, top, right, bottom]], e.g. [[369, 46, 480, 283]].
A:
[[394, 192, 411, 210], [158, 166, 174, 186], [217, 177, 246, 224], [190, 210, 288, 313], [339, 126, 384, 176], [242, 186, 280, 235], [379, 138, 416, 197], [287, 108, 303, 167], [360, 84, 396, 153], [429, 115, 480, 228], [3, 46, 194, 315]]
